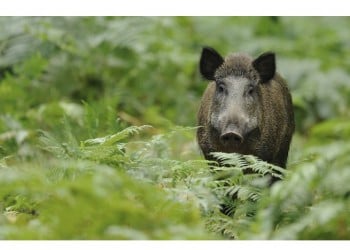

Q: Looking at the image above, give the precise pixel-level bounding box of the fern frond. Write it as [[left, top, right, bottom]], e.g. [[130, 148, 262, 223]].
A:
[[40, 123, 152, 168], [83, 125, 152, 146], [210, 152, 286, 179], [211, 152, 248, 167], [38, 130, 79, 159]]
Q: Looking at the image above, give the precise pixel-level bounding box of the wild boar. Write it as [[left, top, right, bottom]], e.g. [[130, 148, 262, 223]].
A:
[[197, 46, 295, 169]]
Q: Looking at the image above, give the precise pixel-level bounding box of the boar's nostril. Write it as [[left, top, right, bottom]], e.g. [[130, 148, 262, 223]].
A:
[[220, 132, 243, 145]]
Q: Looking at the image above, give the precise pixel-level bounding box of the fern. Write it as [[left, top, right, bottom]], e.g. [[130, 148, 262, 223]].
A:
[[211, 152, 286, 179], [83, 125, 151, 146], [39, 115, 151, 168], [199, 152, 279, 239], [234, 139, 350, 240], [38, 130, 77, 159], [0, 161, 214, 240]]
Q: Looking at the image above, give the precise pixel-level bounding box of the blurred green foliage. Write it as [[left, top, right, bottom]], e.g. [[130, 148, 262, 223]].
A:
[[1, 17, 350, 239]]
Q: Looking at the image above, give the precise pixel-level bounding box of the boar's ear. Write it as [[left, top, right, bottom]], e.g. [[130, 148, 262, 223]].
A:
[[252, 52, 276, 83], [200, 46, 224, 81]]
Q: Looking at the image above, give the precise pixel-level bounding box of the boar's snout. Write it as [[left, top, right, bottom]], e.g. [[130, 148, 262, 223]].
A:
[[220, 130, 244, 145], [217, 112, 249, 146]]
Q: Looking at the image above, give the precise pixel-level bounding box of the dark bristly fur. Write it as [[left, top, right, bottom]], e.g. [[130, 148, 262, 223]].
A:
[[197, 47, 295, 172]]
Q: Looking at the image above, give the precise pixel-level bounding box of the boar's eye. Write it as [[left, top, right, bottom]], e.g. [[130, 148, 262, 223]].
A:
[[247, 85, 255, 96], [216, 81, 226, 94]]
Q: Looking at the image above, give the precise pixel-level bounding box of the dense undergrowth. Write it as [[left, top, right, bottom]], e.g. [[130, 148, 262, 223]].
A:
[[1, 17, 350, 239]]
